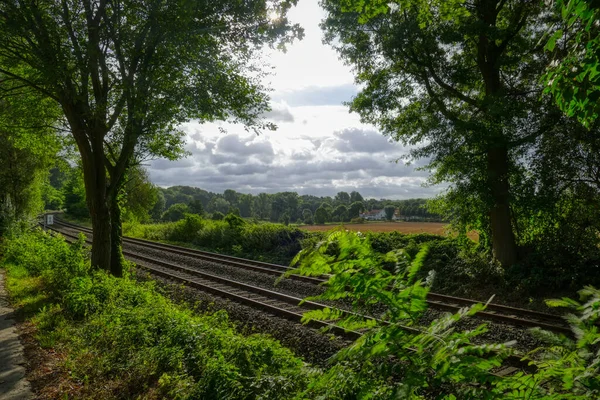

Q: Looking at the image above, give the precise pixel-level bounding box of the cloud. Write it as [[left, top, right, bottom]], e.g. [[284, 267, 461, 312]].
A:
[[262, 102, 295, 122], [332, 128, 398, 154], [272, 84, 359, 107], [148, 128, 441, 200], [216, 134, 275, 157]]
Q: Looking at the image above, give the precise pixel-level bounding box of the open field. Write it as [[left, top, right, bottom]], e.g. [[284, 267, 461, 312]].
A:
[[302, 221, 480, 241], [301, 221, 449, 235]]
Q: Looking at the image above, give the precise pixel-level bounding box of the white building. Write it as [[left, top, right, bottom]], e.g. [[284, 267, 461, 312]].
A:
[[359, 209, 400, 221]]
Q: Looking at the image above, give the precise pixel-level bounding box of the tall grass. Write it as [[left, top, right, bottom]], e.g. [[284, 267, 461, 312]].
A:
[[2, 229, 312, 399], [124, 214, 308, 264]]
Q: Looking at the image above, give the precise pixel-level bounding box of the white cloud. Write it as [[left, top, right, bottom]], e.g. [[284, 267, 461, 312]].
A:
[[146, 0, 442, 200]]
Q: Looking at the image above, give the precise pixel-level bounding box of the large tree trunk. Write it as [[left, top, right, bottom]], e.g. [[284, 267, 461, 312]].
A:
[[90, 202, 112, 269], [109, 191, 125, 277], [73, 124, 113, 272], [487, 146, 518, 266], [476, 0, 520, 268]]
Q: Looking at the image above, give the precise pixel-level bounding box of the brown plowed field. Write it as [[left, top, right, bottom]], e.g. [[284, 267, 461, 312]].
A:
[[302, 222, 448, 234], [302, 222, 480, 240]]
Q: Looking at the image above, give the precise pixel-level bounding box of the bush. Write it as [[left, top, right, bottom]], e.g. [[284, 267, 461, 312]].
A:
[[291, 230, 600, 399], [3, 228, 89, 293], [162, 203, 189, 222], [211, 211, 224, 221], [169, 214, 204, 242], [350, 217, 365, 224], [2, 230, 312, 399], [126, 216, 309, 264]]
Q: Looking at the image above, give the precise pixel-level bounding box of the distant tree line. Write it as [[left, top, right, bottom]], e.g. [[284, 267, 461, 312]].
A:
[[53, 164, 441, 225], [154, 186, 442, 224]]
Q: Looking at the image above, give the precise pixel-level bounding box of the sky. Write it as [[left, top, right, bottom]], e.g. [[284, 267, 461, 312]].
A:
[[146, 0, 443, 200]]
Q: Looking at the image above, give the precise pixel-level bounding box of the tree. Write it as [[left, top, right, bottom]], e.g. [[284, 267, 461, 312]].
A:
[[238, 194, 253, 218], [279, 212, 290, 226], [223, 189, 239, 208], [348, 201, 365, 219], [0, 0, 302, 275], [63, 166, 90, 219], [384, 205, 395, 221], [253, 193, 271, 220], [544, 0, 600, 127], [188, 199, 204, 216], [335, 191, 350, 204], [122, 167, 158, 223], [302, 208, 313, 224], [314, 207, 329, 225], [350, 191, 364, 203], [333, 204, 349, 222], [0, 76, 62, 231], [321, 0, 552, 267], [207, 197, 231, 214], [0, 131, 54, 226], [211, 211, 225, 221], [150, 191, 166, 221], [162, 203, 189, 222]]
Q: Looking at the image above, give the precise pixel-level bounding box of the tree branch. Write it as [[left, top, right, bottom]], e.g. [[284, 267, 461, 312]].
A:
[[0, 67, 58, 101]]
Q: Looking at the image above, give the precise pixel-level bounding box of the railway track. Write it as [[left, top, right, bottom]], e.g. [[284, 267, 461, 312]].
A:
[[51, 218, 571, 335], [47, 225, 364, 340]]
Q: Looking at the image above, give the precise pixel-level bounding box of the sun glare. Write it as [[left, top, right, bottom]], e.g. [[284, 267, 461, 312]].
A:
[[268, 9, 280, 22]]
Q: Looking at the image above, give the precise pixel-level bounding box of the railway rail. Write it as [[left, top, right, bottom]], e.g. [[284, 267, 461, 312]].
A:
[[47, 225, 364, 341], [51, 218, 571, 335]]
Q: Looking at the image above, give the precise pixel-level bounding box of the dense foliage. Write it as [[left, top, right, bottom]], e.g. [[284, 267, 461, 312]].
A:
[[545, 0, 600, 127], [2, 229, 312, 399], [124, 214, 309, 265], [157, 186, 440, 223], [289, 230, 600, 399], [0, 78, 63, 235], [0, 0, 304, 274], [320, 0, 600, 281]]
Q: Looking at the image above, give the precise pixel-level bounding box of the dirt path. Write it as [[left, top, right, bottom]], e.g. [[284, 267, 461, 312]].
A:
[[0, 271, 33, 400]]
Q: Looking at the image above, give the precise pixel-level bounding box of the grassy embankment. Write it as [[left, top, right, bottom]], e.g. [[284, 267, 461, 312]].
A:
[[1, 230, 317, 399], [3, 228, 599, 398], [61, 213, 574, 305]]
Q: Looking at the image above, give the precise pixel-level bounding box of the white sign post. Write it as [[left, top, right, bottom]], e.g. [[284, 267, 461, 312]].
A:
[[46, 214, 54, 226]]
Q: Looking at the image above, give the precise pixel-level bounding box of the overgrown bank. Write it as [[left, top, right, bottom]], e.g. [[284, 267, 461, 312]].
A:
[[2, 230, 313, 399], [122, 214, 597, 304], [2, 229, 600, 398]]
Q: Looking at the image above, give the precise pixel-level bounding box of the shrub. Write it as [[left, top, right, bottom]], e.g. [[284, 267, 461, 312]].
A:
[[291, 230, 600, 398], [3, 228, 89, 294], [211, 211, 224, 221], [169, 214, 204, 242], [162, 203, 189, 222], [350, 217, 365, 224], [2, 230, 312, 399], [224, 213, 245, 229]]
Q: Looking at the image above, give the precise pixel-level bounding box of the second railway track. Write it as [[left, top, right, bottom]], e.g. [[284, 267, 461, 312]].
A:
[[51, 218, 571, 335]]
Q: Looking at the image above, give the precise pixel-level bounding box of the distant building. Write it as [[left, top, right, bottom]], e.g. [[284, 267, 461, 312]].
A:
[[359, 208, 400, 221]]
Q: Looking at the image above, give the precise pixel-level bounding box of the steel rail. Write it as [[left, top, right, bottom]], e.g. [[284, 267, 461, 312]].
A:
[[46, 225, 535, 378], [51, 219, 572, 335], [54, 219, 323, 284], [47, 227, 363, 340]]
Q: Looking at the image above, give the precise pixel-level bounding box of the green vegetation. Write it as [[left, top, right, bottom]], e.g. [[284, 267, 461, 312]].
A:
[[153, 186, 441, 224], [3, 229, 312, 399], [0, 0, 303, 275], [289, 230, 600, 399], [544, 0, 600, 127], [5, 228, 600, 398], [2, 0, 600, 398], [320, 0, 600, 284], [124, 214, 309, 265]]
